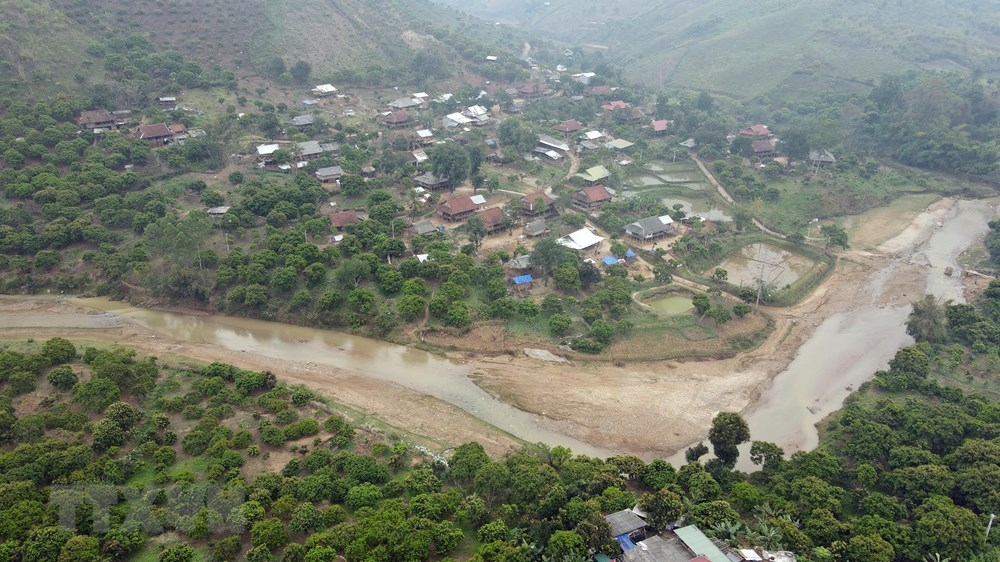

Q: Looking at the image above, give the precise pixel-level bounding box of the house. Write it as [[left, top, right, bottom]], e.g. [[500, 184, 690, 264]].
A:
[[112, 110, 133, 127], [414, 173, 450, 191], [581, 130, 604, 142], [77, 109, 116, 129], [537, 134, 570, 154], [554, 119, 582, 134], [752, 138, 777, 158], [479, 207, 508, 233], [573, 184, 613, 210], [288, 114, 315, 130], [410, 219, 440, 236], [606, 138, 635, 151], [534, 148, 563, 161], [651, 119, 669, 135], [439, 196, 479, 221], [576, 165, 611, 185], [443, 112, 473, 128], [137, 123, 174, 146], [296, 140, 324, 160], [470, 194, 487, 207], [328, 210, 361, 230], [388, 97, 422, 110], [256, 143, 281, 162], [523, 219, 549, 237], [157, 96, 178, 110], [589, 85, 614, 96], [516, 83, 544, 97], [605, 509, 647, 538], [382, 111, 410, 128], [624, 215, 674, 241], [315, 166, 344, 183], [738, 124, 771, 138], [509, 254, 533, 270], [619, 535, 696, 562], [411, 150, 429, 165], [616, 107, 645, 123], [168, 123, 188, 141], [416, 129, 434, 145], [521, 191, 555, 217], [571, 72, 596, 84], [557, 228, 605, 250], [672, 525, 730, 562], [601, 100, 630, 111], [808, 149, 837, 167], [206, 206, 231, 216], [311, 83, 337, 97]]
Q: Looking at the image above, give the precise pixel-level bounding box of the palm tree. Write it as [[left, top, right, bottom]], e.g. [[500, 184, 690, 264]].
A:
[[905, 294, 950, 343]]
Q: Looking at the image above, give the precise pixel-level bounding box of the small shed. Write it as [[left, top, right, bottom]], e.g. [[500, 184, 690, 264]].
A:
[[602, 256, 619, 266], [523, 219, 549, 237]]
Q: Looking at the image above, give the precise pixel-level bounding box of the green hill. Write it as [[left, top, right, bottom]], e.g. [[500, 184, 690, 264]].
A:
[[434, 0, 1000, 98]]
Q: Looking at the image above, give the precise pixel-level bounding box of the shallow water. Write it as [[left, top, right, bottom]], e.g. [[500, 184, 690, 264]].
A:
[[661, 198, 732, 222]]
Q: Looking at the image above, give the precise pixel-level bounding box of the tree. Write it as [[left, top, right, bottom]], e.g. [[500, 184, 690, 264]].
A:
[[42, 337, 76, 364], [465, 215, 487, 251], [290, 61, 311, 84], [708, 412, 750, 467], [820, 224, 849, 249], [58, 535, 101, 562], [554, 263, 581, 293], [692, 293, 711, 318], [706, 304, 732, 326], [250, 518, 288, 551], [546, 531, 586, 560], [733, 303, 752, 318], [639, 488, 683, 530], [159, 544, 195, 562], [430, 143, 471, 189], [47, 365, 78, 389], [548, 313, 572, 336], [906, 294, 949, 343], [530, 238, 571, 279]]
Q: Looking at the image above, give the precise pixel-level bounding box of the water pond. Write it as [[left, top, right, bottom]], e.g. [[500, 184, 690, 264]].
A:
[[662, 198, 732, 222], [644, 296, 694, 316]]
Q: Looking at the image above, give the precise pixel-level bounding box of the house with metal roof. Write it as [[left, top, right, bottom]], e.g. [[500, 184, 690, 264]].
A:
[[289, 114, 315, 129], [557, 228, 605, 250], [576, 165, 611, 184], [624, 215, 674, 241], [315, 166, 344, 183]]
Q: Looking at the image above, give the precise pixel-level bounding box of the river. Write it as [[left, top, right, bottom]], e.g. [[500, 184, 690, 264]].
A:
[[0, 199, 994, 465], [67, 298, 609, 457]]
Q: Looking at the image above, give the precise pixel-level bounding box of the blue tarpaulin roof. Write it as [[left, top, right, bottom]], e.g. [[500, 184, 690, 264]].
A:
[[616, 534, 637, 552], [602, 256, 619, 265], [513, 274, 534, 285], [625, 249, 637, 258]]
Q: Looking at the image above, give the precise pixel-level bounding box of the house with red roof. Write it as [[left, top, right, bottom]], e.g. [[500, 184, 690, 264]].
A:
[[573, 185, 614, 211], [521, 191, 556, 218], [651, 119, 669, 135], [553, 119, 582, 134], [439, 196, 479, 222], [601, 100, 630, 111], [738, 124, 771, 138], [479, 207, 508, 234], [328, 210, 361, 230], [137, 123, 174, 146]]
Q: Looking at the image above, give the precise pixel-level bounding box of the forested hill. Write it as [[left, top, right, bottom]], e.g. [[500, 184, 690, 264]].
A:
[[433, 0, 1000, 99], [0, 0, 524, 98]]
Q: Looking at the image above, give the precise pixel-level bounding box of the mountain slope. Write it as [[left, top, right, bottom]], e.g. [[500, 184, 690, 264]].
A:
[[0, 0, 516, 97], [434, 0, 1000, 98]]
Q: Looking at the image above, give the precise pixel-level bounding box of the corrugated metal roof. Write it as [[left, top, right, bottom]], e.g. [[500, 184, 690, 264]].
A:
[[673, 526, 729, 562]]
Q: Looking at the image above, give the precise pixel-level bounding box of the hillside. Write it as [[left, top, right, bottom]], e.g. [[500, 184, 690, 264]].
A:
[[0, 0, 521, 97], [433, 0, 1000, 98]]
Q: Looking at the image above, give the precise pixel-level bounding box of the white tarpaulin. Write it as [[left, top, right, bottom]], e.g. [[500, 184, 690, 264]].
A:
[[557, 228, 605, 250]]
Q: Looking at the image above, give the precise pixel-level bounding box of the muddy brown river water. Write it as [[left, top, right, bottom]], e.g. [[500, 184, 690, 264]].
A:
[[0, 198, 995, 464]]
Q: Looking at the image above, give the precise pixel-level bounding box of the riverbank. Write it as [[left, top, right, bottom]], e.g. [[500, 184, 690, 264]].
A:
[[0, 197, 991, 461]]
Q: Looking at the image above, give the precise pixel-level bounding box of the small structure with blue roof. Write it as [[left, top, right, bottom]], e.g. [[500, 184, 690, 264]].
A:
[[512, 274, 534, 289], [624, 249, 637, 260], [602, 256, 619, 266]]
